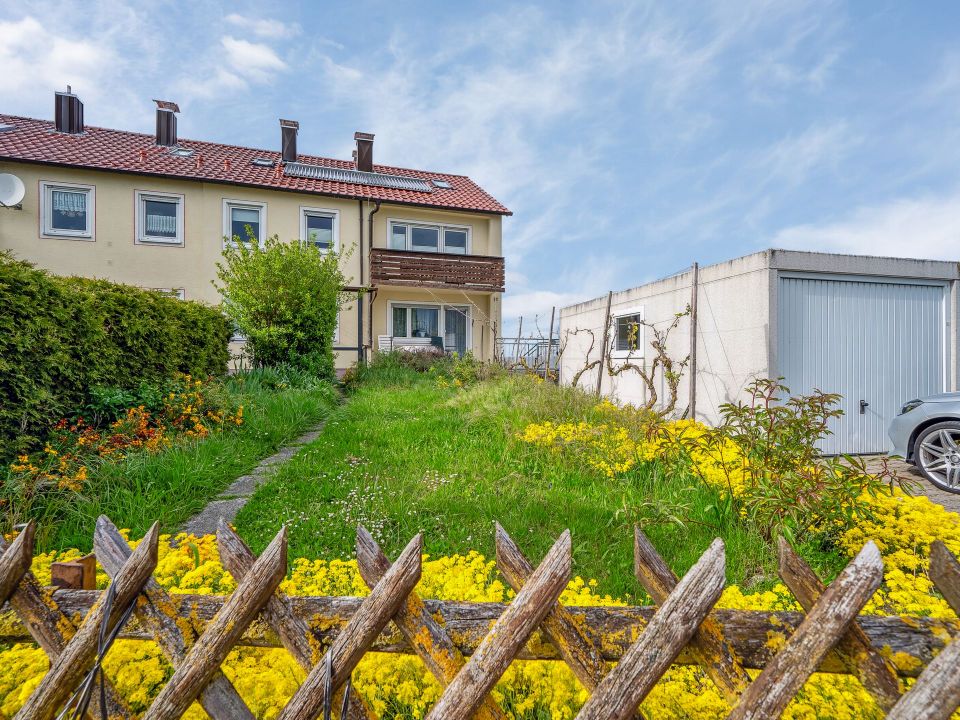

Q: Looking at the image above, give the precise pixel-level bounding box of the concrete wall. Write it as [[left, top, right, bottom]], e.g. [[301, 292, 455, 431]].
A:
[[0, 160, 503, 367], [559, 251, 772, 423]]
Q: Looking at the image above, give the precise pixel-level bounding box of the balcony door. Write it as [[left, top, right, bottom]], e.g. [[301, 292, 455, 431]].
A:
[[444, 306, 470, 355]]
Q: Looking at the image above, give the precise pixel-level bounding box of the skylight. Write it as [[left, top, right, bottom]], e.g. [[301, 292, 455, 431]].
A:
[[251, 158, 275, 167], [284, 163, 433, 193], [0, 124, 15, 133], [431, 179, 453, 189], [168, 147, 194, 158]]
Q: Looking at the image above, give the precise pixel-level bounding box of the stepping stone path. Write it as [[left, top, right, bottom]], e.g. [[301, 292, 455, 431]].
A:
[[180, 423, 326, 536]]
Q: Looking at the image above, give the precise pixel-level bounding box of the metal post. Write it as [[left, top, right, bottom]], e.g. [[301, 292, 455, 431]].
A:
[[689, 262, 699, 420], [596, 291, 612, 397]]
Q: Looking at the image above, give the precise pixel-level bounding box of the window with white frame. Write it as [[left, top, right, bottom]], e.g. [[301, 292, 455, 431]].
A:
[[41, 182, 94, 239], [388, 220, 470, 254], [613, 309, 644, 356], [152, 288, 186, 300], [223, 200, 266, 247], [300, 207, 338, 251], [136, 191, 184, 244], [390, 303, 471, 354]]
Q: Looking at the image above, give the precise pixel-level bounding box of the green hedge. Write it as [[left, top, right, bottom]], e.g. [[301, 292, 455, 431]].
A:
[[0, 254, 232, 459]]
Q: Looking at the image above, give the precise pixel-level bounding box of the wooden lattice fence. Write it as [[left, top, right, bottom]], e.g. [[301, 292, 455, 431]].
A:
[[3, 515, 960, 719]]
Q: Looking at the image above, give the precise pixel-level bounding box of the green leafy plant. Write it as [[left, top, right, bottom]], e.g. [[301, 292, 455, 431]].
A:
[[678, 378, 905, 544], [215, 234, 348, 379]]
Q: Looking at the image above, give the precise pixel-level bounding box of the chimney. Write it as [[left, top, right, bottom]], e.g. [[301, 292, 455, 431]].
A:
[[280, 119, 299, 163], [355, 131, 374, 172], [54, 86, 84, 134], [154, 100, 180, 146]]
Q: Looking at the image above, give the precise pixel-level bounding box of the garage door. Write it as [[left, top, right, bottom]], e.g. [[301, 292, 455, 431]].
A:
[[777, 275, 946, 455]]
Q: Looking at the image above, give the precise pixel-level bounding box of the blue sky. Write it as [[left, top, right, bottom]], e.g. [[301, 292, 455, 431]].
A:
[[2, 1, 960, 335]]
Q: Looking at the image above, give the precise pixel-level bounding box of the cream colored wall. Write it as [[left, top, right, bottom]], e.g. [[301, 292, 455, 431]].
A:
[[0, 161, 505, 369]]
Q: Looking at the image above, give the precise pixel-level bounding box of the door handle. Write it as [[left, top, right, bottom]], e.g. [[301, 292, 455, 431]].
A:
[[859, 400, 869, 415]]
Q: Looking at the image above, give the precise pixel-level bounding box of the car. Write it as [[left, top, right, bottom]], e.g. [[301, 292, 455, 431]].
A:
[[889, 392, 960, 492]]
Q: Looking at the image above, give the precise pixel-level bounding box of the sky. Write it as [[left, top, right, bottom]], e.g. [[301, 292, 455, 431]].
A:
[[2, 1, 960, 337]]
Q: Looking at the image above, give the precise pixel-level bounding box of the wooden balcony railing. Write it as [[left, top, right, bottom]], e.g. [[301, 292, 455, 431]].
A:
[[370, 248, 505, 293]]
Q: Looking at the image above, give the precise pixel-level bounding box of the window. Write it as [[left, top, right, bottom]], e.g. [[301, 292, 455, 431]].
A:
[[300, 207, 338, 251], [390, 303, 470, 354], [613, 310, 644, 356], [223, 200, 266, 247], [41, 182, 94, 239], [152, 288, 186, 300], [136, 191, 183, 244], [388, 220, 471, 254]]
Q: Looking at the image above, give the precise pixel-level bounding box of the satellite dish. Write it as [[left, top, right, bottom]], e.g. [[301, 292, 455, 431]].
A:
[[0, 173, 25, 207]]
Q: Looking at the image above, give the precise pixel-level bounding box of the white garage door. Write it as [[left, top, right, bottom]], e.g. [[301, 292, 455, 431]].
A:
[[777, 275, 946, 455]]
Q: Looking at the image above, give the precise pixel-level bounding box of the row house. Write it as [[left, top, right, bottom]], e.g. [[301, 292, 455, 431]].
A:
[[0, 90, 510, 371]]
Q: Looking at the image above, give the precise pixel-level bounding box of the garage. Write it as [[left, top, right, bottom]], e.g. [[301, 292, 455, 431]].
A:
[[777, 275, 947, 454], [559, 249, 959, 455]]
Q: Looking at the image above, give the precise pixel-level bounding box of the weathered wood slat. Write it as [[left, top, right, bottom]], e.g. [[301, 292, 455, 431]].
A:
[[370, 248, 505, 293], [0, 520, 33, 604], [575, 538, 726, 720], [776, 537, 900, 712], [3, 590, 952, 676], [727, 541, 884, 720], [886, 541, 960, 720], [495, 522, 641, 716], [0, 532, 132, 720], [14, 523, 159, 720], [216, 521, 374, 720], [634, 527, 750, 702], [356, 525, 507, 720], [425, 530, 572, 720], [94, 515, 255, 720], [278, 532, 423, 720], [142, 527, 288, 720]]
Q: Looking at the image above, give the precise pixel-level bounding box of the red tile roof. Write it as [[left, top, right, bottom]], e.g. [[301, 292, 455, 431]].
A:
[[0, 114, 511, 215]]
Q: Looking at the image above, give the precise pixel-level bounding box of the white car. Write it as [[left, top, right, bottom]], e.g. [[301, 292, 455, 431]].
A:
[[889, 392, 960, 492]]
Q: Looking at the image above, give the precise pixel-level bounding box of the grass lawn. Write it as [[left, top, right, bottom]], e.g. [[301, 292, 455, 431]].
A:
[[36, 373, 339, 551], [234, 366, 796, 600]]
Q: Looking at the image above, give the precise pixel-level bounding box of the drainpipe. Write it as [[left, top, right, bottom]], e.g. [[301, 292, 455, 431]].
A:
[[367, 199, 382, 357], [357, 200, 364, 363]]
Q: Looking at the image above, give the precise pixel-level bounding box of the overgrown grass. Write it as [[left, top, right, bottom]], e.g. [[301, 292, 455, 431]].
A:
[[35, 370, 338, 551], [235, 365, 792, 600]]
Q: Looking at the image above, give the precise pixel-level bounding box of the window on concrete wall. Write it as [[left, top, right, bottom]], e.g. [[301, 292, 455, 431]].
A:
[[223, 199, 266, 247], [41, 182, 94, 239], [612, 307, 644, 357], [388, 219, 471, 254], [136, 191, 184, 245], [300, 207, 338, 251]]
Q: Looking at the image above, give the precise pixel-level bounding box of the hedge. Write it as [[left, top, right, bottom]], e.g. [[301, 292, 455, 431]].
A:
[[0, 253, 232, 460]]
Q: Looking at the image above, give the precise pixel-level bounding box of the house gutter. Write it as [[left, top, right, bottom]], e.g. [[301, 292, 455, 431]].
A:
[[367, 199, 382, 357]]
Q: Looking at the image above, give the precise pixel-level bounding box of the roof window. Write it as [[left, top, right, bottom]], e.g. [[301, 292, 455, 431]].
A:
[[431, 179, 453, 189], [0, 123, 15, 133], [251, 158, 276, 167], [168, 147, 194, 158]]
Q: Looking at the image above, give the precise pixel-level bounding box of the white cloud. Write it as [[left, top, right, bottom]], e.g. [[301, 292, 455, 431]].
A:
[[757, 122, 857, 187], [224, 13, 300, 39], [0, 16, 111, 98], [220, 36, 287, 83], [773, 190, 960, 259]]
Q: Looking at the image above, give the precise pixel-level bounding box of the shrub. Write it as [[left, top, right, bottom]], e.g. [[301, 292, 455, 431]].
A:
[[215, 235, 347, 379], [0, 254, 231, 460]]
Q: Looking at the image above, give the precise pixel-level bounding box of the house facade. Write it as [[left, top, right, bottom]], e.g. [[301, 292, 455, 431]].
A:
[[560, 249, 960, 455], [0, 91, 510, 371]]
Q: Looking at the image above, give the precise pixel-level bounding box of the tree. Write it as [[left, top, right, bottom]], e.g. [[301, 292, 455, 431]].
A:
[[214, 234, 349, 379]]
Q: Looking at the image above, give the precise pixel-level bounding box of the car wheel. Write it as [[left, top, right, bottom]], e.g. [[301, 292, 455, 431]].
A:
[[915, 421, 960, 493]]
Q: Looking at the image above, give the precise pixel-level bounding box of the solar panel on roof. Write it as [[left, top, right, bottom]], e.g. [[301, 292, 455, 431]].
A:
[[284, 162, 433, 193]]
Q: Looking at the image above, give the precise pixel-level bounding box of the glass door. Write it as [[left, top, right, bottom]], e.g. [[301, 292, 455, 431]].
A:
[[444, 306, 469, 355]]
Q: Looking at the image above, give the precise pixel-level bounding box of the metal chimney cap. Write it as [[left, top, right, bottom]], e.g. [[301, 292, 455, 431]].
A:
[[153, 99, 180, 113], [354, 131, 375, 141], [280, 118, 300, 129]]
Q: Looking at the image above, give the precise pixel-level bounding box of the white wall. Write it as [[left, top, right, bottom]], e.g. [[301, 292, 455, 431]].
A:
[[559, 251, 773, 423]]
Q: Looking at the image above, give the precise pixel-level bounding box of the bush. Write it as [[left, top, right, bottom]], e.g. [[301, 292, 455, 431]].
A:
[[0, 254, 232, 460], [215, 235, 347, 379]]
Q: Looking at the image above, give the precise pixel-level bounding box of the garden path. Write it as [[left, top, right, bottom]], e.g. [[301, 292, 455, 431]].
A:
[[180, 422, 327, 535]]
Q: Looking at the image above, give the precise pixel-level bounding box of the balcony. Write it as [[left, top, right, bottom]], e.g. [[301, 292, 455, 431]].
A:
[[370, 248, 505, 293]]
